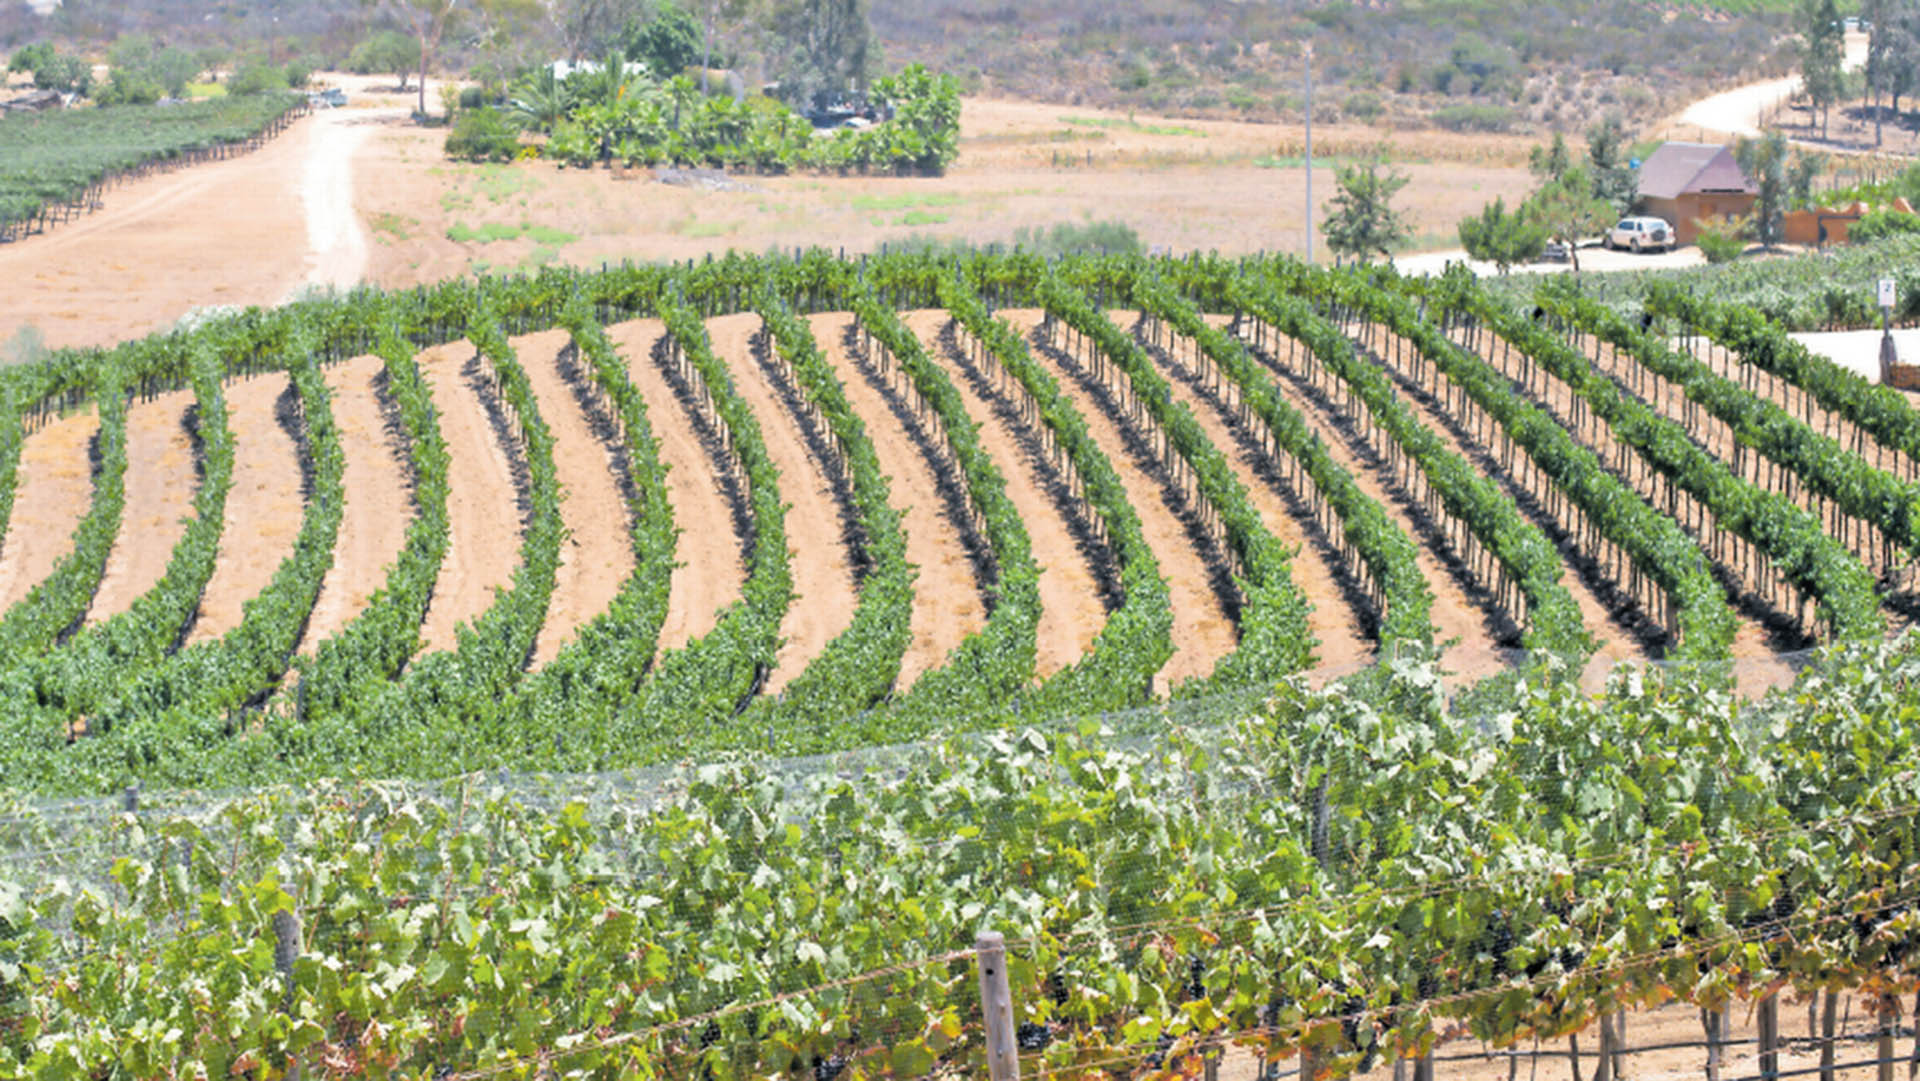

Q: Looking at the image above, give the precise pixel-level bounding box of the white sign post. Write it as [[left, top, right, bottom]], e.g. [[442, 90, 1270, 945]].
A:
[[1880, 277, 1900, 382]]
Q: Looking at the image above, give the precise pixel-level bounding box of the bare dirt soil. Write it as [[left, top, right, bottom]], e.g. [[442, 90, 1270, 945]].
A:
[[350, 98, 1538, 292], [183, 372, 302, 644], [295, 354, 412, 654], [414, 341, 523, 655], [84, 390, 194, 626], [0, 408, 97, 614], [513, 327, 635, 665], [605, 318, 744, 658], [1000, 307, 1239, 690], [707, 312, 858, 692], [809, 312, 986, 691], [1243, 321, 1515, 684], [0, 117, 313, 351], [1149, 313, 1375, 677], [905, 308, 1107, 679], [1217, 991, 1904, 1081]]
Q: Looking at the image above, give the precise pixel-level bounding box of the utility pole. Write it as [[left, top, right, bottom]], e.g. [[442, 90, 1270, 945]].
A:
[[1304, 42, 1314, 263]]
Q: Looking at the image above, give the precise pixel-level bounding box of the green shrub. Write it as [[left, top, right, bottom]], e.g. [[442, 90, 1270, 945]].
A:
[[1695, 216, 1749, 263], [1430, 103, 1514, 132], [1013, 220, 1143, 258], [459, 86, 490, 110], [1343, 92, 1384, 122], [228, 59, 290, 96], [1848, 208, 1920, 244], [445, 107, 522, 163]]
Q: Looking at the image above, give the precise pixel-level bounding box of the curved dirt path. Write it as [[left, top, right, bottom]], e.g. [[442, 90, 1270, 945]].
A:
[[184, 371, 303, 644], [606, 319, 743, 656], [288, 108, 395, 301], [0, 409, 99, 615], [810, 312, 985, 691], [1148, 314, 1373, 680], [1243, 323, 1507, 682], [515, 328, 635, 666], [1001, 308, 1238, 691], [84, 388, 197, 626], [906, 309, 1106, 680], [295, 354, 412, 654], [415, 341, 523, 655], [1671, 32, 1868, 140], [708, 312, 858, 692]]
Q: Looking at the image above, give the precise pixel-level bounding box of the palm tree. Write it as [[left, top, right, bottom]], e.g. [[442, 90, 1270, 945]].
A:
[[667, 74, 700, 130], [508, 66, 574, 131]]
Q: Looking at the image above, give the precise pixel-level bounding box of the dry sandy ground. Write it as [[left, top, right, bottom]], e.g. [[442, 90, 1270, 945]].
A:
[[414, 341, 521, 655], [905, 308, 1107, 680], [349, 97, 1539, 291], [295, 354, 411, 654], [514, 327, 634, 665], [708, 312, 858, 692], [182, 371, 301, 644], [0, 409, 97, 614], [809, 311, 985, 690], [605, 318, 744, 658], [84, 391, 194, 625]]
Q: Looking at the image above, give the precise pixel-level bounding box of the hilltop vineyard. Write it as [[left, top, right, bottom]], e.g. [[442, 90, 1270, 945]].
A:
[[3, 251, 1920, 1076]]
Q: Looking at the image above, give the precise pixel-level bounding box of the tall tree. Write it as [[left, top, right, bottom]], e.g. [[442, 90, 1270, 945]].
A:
[[1322, 162, 1411, 264], [1528, 132, 1573, 184], [1800, 0, 1845, 138], [1736, 132, 1791, 248], [1526, 165, 1614, 273], [1457, 196, 1547, 274], [1585, 115, 1638, 213], [362, 0, 451, 117], [769, 0, 878, 111]]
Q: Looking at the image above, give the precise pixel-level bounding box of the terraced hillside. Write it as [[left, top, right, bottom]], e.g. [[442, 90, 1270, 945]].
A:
[[0, 251, 1915, 794]]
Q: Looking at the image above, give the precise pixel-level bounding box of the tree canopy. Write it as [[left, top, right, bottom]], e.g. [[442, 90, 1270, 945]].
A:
[[1321, 162, 1411, 264]]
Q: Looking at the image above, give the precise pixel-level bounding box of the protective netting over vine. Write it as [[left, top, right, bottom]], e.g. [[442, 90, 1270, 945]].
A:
[[3, 638, 1917, 1078]]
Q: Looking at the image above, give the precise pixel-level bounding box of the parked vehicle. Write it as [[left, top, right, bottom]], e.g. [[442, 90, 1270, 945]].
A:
[[1603, 216, 1674, 253]]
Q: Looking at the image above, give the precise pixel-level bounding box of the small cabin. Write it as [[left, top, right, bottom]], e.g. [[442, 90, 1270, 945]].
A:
[[1635, 142, 1758, 246]]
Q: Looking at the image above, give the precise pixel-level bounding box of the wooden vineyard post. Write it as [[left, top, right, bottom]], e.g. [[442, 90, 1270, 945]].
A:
[[272, 909, 305, 1081], [976, 932, 1021, 1081], [1760, 994, 1781, 1081], [1881, 994, 1899, 1081]]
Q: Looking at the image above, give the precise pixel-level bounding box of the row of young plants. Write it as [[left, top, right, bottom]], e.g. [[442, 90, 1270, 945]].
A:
[[0, 93, 307, 238], [0, 365, 126, 665], [1536, 282, 1920, 576], [474, 301, 683, 762], [4, 330, 344, 792], [1134, 262, 1435, 652], [265, 305, 565, 784], [0, 343, 233, 729], [282, 320, 450, 725], [1416, 269, 1884, 643], [12, 251, 1920, 790], [595, 288, 793, 762], [931, 269, 1175, 714], [1223, 262, 1590, 658], [1315, 267, 1738, 660], [1035, 269, 1317, 692], [721, 291, 916, 739], [4, 634, 1919, 1078], [1645, 280, 1920, 475], [837, 271, 1044, 727]]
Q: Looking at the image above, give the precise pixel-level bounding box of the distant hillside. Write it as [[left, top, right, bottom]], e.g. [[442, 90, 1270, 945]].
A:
[[871, 0, 1795, 133], [3, 0, 1796, 137]]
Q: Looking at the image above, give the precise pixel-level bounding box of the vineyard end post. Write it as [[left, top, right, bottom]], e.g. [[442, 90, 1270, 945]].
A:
[[272, 908, 305, 1081], [976, 931, 1021, 1081]]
